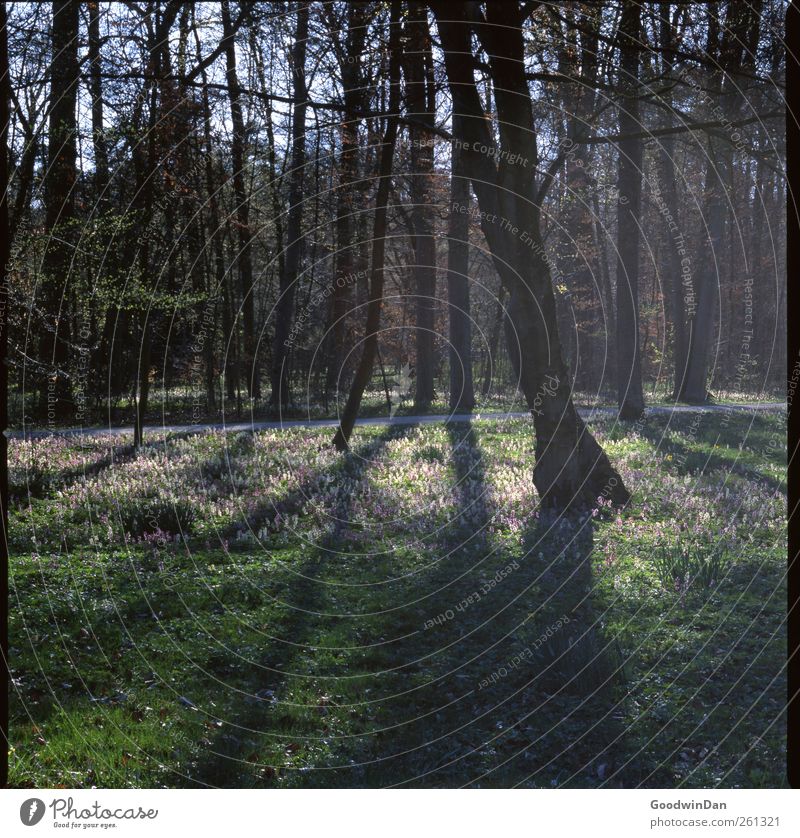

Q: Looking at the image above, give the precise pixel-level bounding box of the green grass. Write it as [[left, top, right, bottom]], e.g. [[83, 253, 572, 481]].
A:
[[8, 411, 787, 788]]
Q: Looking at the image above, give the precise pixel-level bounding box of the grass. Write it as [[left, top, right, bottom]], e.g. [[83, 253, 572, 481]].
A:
[[8, 410, 787, 788]]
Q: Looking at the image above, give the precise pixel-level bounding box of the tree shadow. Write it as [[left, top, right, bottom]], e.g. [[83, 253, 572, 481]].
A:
[[309, 421, 649, 787], [635, 413, 785, 494], [180, 423, 418, 787]]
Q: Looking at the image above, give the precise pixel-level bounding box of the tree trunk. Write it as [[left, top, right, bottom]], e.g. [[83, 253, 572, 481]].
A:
[[654, 0, 689, 402], [405, 1, 437, 409], [615, 0, 645, 420], [590, 187, 615, 399], [221, 0, 258, 399], [447, 129, 475, 411], [270, 1, 309, 409], [40, 0, 80, 422], [557, 5, 601, 393], [87, 0, 118, 406], [325, 2, 369, 395], [87, 1, 109, 199], [332, 0, 402, 451], [132, 0, 182, 446], [481, 283, 507, 398], [432, 2, 629, 509], [682, 0, 761, 403]]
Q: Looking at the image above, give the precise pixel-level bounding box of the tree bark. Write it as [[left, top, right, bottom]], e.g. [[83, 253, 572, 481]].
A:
[[325, 2, 370, 396], [332, 0, 402, 451], [270, 1, 309, 409], [405, 1, 437, 409], [615, 0, 645, 420], [221, 0, 258, 399], [431, 2, 629, 508], [40, 0, 80, 421], [447, 129, 475, 411]]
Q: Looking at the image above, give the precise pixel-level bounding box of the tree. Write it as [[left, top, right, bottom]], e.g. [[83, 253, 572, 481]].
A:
[[39, 0, 80, 421], [133, 0, 184, 447], [431, 2, 629, 508], [554, 3, 603, 393], [615, 0, 645, 420], [221, 0, 259, 399], [332, 0, 402, 451], [654, 0, 689, 400], [324, 1, 372, 397], [682, 0, 762, 403], [447, 126, 475, 411], [405, 0, 437, 409], [270, 1, 309, 410], [1, 7, 11, 791]]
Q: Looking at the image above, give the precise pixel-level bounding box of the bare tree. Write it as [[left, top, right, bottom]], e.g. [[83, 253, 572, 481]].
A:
[[333, 0, 402, 451], [221, 0, 259, 399], [39, 0, 80, 420], [615, 0, 645, 420], [405, 0, 437, 409], [270, 1, 309, 409], [431, 1, 629, 508], [447, 126, 475, 411]]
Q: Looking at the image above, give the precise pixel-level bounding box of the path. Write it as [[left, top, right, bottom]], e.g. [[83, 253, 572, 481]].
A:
[[6, 402, 786, 439]]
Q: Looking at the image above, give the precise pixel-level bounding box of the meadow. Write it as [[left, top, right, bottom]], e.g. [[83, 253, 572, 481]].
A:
[[8, 410, 786, 788]]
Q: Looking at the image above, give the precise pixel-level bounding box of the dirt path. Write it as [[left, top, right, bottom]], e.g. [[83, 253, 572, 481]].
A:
[[6, 402, 786, 439]]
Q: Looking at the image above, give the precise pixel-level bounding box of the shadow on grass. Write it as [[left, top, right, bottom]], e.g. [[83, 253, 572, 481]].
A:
[[181, 424, 418, 787], [308, 421, 649, 787], [635, 413, 785, 493]]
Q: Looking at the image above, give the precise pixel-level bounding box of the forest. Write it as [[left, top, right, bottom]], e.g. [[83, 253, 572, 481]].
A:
[[2, 1, 789, 789]]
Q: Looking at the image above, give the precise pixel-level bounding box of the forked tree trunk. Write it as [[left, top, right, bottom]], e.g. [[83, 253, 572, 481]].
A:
[[431, 2, 629, 508]]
